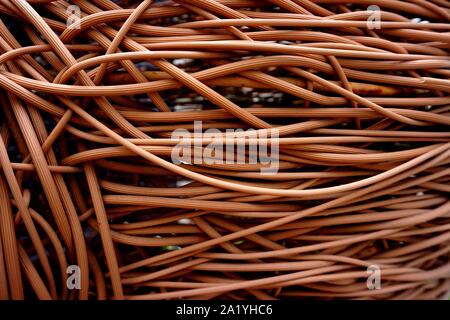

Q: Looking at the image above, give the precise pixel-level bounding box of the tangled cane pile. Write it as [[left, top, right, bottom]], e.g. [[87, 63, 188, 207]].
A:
[[0, 0, 450, 300]]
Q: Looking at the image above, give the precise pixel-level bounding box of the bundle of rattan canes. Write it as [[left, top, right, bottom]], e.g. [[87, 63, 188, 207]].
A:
[[0, 0, 449, 300]]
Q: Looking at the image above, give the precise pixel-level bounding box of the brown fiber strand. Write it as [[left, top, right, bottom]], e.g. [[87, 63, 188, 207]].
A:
[[0, 0, 449, 300]]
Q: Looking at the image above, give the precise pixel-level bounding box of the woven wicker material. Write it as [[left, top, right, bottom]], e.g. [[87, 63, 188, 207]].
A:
[[0, 0, 449, 300]]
